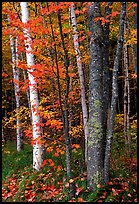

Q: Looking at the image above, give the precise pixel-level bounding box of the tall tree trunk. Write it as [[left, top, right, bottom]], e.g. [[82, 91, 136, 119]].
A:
[[8, 16, 23, 151], [87, 2, 104, 191], [70, 2, 88, 164], [15, 36, 24, 150], [20, 2, 44, 171], [68, 8, 74, 146], [104, 2, 126, 183], [133, 2, 137, 74], [56, 2, 75, 198], [102, 2, 113, 166], [123, 19, 131, 151], [46, 2, 65, 125]]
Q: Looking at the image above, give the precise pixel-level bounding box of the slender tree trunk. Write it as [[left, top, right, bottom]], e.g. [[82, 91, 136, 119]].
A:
[[102, 2, 113, 166], [15, 36, 24, 150], [56, 2, 75, 197], [133, 2, 137, 74], [46, 3, 65, 125], [104, 2, 126, 183], [20, 2, 44, 171], [8, 16, 23, 151], [87, 2, 104, 191], [5, 89, 7, 118], [70, 2, 88, 163], [123, 71, 127, 140], [2, 124, 5, 143], [68, 8, 74, 146], [123, 19, 131, 151]]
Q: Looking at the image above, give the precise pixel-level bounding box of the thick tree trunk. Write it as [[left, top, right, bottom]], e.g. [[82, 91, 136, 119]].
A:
[[20, 2, 44, 171], [70, 2, 88, 163], [104, 2, 126, 183], [87, 2, 104, 191]]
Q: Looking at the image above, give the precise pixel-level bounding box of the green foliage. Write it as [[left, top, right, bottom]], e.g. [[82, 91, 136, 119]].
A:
[[2, 141, 32, 180], [2, 140, 137, 202]]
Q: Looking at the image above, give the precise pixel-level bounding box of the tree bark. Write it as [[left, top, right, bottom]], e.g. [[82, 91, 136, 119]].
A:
[[102, 2, 113, 166], [20, 2, 44, 171], [133, 2, 137, 74], [8, 16, 23, 152], [70, 2, 88, 164], [123, 19, 131, 151], [87, 2, 104, 191], [57, 2, 75, 197], [104, 2, 126, 183]]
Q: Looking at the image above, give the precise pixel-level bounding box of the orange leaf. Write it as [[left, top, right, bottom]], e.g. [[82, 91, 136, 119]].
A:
[[57, 165, 61, 172], [54, 152, 59, 157], [72, 144, 80, 149], [2, 72, 8, 77], [49, 161, 55, 167], [77, 197, 85, 202]]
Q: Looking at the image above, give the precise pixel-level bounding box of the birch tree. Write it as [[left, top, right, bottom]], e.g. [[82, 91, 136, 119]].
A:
[[123, 19, 131, 151], [70, 2, 89, 163], [133, 2, 137, 74], [8, 16, 23, 152], [20, 2, 44, 171], [104, 2, 126, 183]]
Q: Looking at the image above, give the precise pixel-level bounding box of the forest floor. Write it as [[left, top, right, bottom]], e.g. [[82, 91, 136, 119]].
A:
[[2, 140, 137, 202]]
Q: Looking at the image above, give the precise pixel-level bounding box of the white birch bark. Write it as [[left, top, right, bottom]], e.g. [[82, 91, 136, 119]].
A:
[[15, 36, 23, 151], [70, 2, 88, 163], [2, 124, 5, 143], [123, 20, 131, 148], [8, 16, 23, 152], [20, 2, 44, 171]]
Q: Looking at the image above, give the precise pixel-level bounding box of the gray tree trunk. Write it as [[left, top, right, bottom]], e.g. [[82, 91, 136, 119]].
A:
[[102, 2, 113, 166], [87, 2, 104, 191], [104, 2, 126, 183]]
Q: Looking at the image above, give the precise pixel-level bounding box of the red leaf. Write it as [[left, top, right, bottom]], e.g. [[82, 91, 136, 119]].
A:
[[40, 160, 47, 168], [76, 187, 83, 196]]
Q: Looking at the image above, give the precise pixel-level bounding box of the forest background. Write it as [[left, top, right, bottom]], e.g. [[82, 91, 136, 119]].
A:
[[2, 2, 137, 202]]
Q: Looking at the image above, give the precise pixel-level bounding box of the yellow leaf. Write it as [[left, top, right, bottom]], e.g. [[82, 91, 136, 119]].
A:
[[69, 179, 74, 183]]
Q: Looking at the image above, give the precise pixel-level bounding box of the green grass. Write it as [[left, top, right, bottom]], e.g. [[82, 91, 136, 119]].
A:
[[2, 141, 32, 180], [2, 140, 137, 202]]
